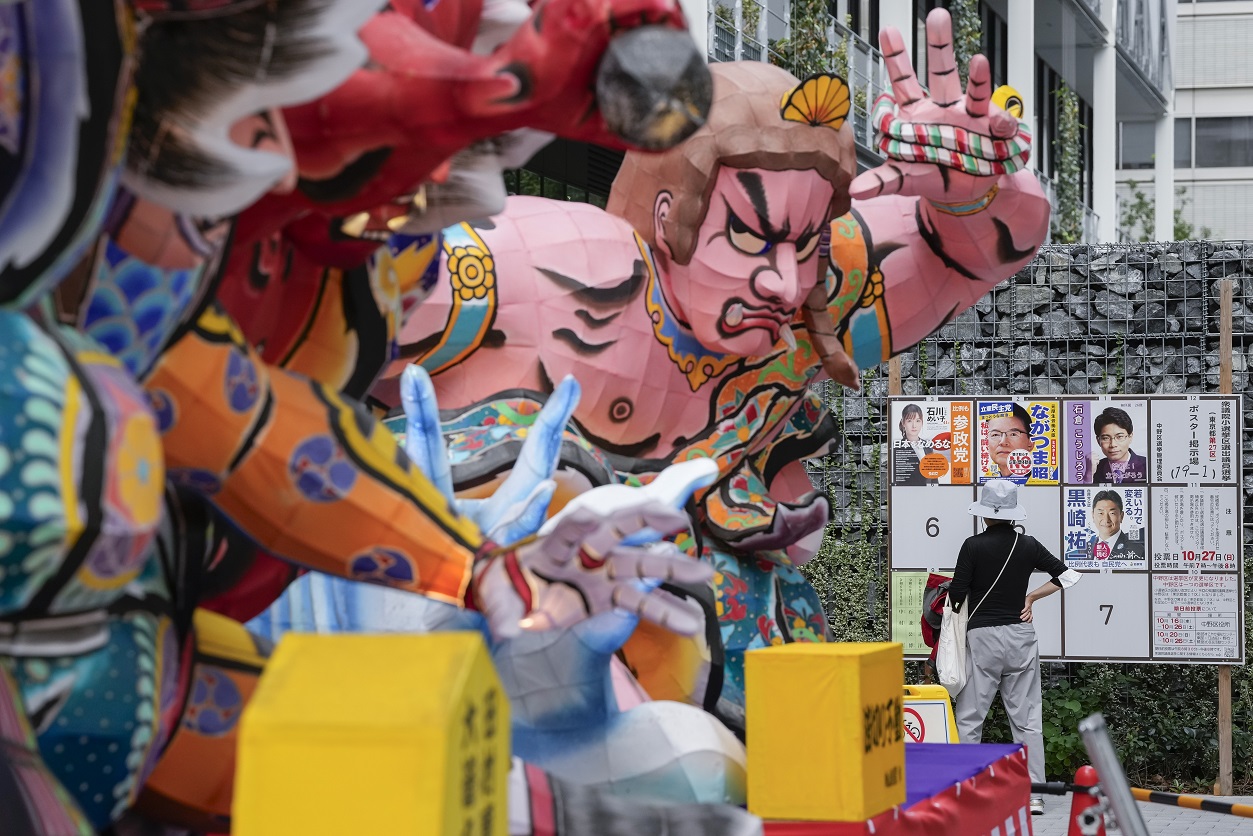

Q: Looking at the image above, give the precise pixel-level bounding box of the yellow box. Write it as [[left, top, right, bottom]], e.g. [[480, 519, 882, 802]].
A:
[[746, 642, 904, 821], [234, 632, 508, 836]]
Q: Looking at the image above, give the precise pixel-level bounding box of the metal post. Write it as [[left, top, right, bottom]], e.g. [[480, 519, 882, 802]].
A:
[[1079, 714, 1151, 836], [1217, 278, 1234, 795]]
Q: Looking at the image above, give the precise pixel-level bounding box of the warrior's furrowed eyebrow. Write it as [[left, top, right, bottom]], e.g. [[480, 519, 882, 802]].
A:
[[732, 171, 791, 241]]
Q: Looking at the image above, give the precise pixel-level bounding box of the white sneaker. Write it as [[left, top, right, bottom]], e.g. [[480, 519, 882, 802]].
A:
[[1030, 795, 1045, 815]]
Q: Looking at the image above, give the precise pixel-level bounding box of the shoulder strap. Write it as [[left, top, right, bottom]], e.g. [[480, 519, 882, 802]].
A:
[[970, 532, 1018, 618]]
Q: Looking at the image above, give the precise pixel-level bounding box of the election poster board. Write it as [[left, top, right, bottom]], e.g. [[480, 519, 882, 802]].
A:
[[976, 399, 1060, 485], [889, 400, 975, 486], [887, 395, 1243, 664]]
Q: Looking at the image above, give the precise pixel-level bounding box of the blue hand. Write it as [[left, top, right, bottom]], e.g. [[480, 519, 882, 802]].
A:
[[401, 365, 455, 499], [401, 365, 581, 543], [473, 374, 579, 543]]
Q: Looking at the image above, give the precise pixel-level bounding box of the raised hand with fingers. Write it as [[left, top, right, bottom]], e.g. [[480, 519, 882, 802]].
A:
[[850, 8, 1029, 206], [401, 364, 578, 545], [470, 459, 719, 640]]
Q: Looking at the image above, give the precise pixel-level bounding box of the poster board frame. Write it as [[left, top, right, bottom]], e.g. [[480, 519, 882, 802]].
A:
[[886, 394, 1244, 665]]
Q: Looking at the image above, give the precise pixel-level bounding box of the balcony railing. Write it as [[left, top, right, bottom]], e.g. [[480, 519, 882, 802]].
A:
[[707, 5, 888, 152], [1034, 169, 1101, 244], [828, 16, 889, 150], [1115, 0, 1172, 95]]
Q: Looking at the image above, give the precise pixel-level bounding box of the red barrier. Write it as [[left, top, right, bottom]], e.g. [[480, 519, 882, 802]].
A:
[[1067, 766, 1106, 836], [764, 746, 1032, 836]]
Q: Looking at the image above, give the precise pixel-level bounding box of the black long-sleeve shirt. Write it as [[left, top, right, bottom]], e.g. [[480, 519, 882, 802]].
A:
[[948, 523, 1071, 631]]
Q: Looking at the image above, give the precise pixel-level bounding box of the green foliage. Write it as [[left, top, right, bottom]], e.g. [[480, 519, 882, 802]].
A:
[[768, 0, 827, 79], [953, 342, 969, 395], [801, 378, 890, 643], [948, 0, 982, 84], [973, 633, 1253, 787], [801, 534, 888, 643], [802, 380, 1252, 791], [1174, 187, 1212, 240], [1041, 680, 1106, 778], [741, 0, 761, 38], [1119, 181, 1213, 242], [715, 0, 760, 41], [1052, 85, 1084, 244], [1112, 332, 1126, 391]]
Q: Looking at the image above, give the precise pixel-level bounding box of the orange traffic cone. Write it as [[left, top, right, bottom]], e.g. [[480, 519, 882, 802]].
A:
[[1067, 765, 1107, 836]]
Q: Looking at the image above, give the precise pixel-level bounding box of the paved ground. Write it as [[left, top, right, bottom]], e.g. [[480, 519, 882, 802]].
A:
[[1032, 794, 1253, 835]]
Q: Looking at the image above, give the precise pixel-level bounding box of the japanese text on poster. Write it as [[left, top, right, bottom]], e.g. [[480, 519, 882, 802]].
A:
[[890, 400, 973, 485], [889, 394, 1243, 664], [1064, 400, 1149, 485], [1149, 487, 1239, 571], [1153, 399, 1237, 483], [890, 572, 933, 655], [1063, 486, 1147, 569], [977, 399, 1059, 484], [1152, 574, 1241, 660]]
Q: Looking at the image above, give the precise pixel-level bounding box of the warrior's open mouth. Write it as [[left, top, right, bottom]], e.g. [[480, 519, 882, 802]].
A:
[[297, 146, 394, 205], [721, 302, 789, 334], [331, 189, 428, 242]]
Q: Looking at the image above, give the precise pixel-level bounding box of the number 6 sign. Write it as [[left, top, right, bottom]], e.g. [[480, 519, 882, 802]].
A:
[[888, 486, 975, 570]]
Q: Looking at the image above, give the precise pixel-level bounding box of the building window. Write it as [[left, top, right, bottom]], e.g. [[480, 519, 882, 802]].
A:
[[1194, 116, 1253, 167], [1117, 121, 1155, 169], [503, 170, 607, 208], [845, 0, 879, 43], [1175, 118, 1192, 168], [979, 2, 1008, 88], [1036, 58, 1094, 205]]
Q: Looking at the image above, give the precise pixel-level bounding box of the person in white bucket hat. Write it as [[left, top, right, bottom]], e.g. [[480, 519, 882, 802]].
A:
[[949, 480, 1081, 816]]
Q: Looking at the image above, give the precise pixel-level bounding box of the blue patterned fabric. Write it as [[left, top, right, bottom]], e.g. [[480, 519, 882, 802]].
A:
[[81, 238, 204, 379]]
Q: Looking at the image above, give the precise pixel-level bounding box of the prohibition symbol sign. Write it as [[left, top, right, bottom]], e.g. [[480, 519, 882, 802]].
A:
[[903, 707, 925, 743]]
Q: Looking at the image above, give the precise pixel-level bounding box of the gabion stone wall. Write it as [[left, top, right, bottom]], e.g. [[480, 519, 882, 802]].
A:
[[808, 241, 1253, 553]]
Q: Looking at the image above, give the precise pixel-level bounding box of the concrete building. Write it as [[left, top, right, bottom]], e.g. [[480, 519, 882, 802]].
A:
[[1126, 0, 1253, 240], [515, 0, 1177, 244]]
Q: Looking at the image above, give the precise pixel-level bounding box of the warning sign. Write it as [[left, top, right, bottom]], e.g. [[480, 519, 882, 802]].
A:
[[900, 688, 958, 743], [903, 707, 924, 743]]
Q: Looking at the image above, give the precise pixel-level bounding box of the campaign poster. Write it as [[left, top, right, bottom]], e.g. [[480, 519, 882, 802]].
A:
[[1062, 485, 1148, 569], [1063, 399, 1150, 485], [1149, 486, 1240, 571], [890, 571, 934, 656], [977, 399, 1059, 484], [1152, 398, 1239, 484], [1152, 574, 1242, 661], [890, 400, 974, 485]]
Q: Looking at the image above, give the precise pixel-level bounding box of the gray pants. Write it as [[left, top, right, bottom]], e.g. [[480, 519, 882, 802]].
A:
[[954, 622, 1045, 785]]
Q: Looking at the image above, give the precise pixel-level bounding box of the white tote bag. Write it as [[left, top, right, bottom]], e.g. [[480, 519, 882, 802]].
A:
[[937, 534, 1017, 698], [936, 598, 970, 696]]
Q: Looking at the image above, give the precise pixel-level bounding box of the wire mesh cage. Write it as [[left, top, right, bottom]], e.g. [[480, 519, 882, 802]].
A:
[[806, 240, 1253, 636]]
